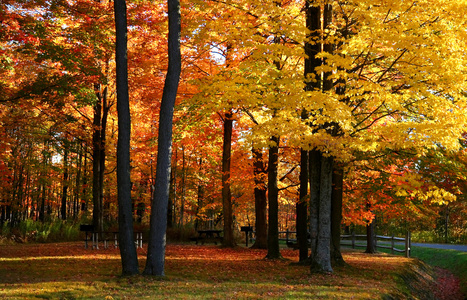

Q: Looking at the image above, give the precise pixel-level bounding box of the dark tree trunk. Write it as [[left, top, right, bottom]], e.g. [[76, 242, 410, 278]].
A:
[[144, 0, 181, 276], [331, 164, 344, 265], [92, 95, 102, 232], [251, 147, 268, 249], [195, 157, 204, 231], [114, 0, 139, 276], [309, 149, 321, 260], [297, 147, 308, 262], [60, 139, 69, 220], [304, 0, 321, 263], [222, 111, 236, 247], [266, 136, 281, 259], [365, 202, 376, 254], [179, 146, 185, 227]]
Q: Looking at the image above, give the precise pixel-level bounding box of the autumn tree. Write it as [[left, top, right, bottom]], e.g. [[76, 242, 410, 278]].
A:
[[144, 0, 181, 276], [114, 0, 139, 275]]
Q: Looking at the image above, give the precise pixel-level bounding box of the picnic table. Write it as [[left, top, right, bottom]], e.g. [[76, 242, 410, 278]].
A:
[[80, 225, 143, 249], [192, 229, 223, 245]]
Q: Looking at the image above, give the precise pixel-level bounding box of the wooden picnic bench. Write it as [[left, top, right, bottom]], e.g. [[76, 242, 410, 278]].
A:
[[191, 229, 223, 245], [80, 225, 143, 249]]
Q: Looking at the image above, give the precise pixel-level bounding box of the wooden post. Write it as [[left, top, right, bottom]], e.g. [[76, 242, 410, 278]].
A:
[[391, 235, 395, 255], [351, 231, 355, 249], [286, 228, 290, 244], [405, 231, 411, 258]]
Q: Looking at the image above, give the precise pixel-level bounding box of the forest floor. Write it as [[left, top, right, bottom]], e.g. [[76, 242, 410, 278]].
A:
[[0, 242, 464, 299]]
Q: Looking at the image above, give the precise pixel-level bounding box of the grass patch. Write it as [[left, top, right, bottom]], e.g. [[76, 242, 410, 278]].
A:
[[0, 242, 450, 299], [410, 246, 467, 295]]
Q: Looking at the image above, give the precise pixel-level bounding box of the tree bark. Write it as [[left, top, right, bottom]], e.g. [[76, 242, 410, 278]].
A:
[[365, 202, 376, 254], [144, 0, 181, 276], [251, 147, 268, 249], [311, 155, 333, 273], [297, 147, 308, 262], [92, 92, 103, 232], [222, 110, 236, 247], [331, 164, 344, 265], [114, 0, 139, 276], [266, 136, 281, 259], [309, 149, 321, 260]]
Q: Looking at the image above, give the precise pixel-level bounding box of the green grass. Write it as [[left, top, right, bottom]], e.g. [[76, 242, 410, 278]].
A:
[[410, 246, 467, 295]]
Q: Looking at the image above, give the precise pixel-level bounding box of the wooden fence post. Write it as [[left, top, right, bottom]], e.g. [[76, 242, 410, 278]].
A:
[[405, 231, 411, 258], [391, 234, 395, 255], [352, 231, 355, 249]]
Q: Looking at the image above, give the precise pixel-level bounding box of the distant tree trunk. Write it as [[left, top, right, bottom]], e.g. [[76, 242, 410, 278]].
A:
[[114, 0, 139, 276], [222, 110, 236, 247], [297, 147, 308, 262], [92, 84, 108, 233], [60, 139, 69, 220], [251, 147, 267, 249], [266, 135, 281, 259], [144, 0, 181, 276], [179, 146, 185, 227], [331, 164, 344, 265], [365, 202, 376, 254], [168, 148, 177, 228], [195, 157, 204, 231]]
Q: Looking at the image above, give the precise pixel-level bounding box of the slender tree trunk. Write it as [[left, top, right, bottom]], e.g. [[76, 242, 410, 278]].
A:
[[179, 146, 185, 227], [266, 136, 281, 259], [114, 0, 139, 275], [61, 139, 69, 220], [195, 157, 204, 231], [92, 93, 102, 231], [144, 0, 181, 276], [168, 148, 177, 228], [222, 110, 236, 247], [251, 147, 268, 249]]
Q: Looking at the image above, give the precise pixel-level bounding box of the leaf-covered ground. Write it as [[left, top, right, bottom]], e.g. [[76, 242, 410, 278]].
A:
[[0, 242, 463, 299]]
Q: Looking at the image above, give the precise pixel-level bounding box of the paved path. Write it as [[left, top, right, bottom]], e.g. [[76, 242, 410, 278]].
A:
[[411, 243, 467, 252]]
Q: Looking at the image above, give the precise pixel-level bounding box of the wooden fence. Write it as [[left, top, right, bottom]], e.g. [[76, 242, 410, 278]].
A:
[[278, 230, 411, 258]]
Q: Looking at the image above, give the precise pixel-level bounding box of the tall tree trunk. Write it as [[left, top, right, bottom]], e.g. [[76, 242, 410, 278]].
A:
[[222, 110, 236, 247], [251, 147, 268, 249], [304, 0, 321, 264], [297, 147, 308, 262], [266, 135, 281, 259], [92, 94, 102, 231], [331, 164, 344, 265], [309, 149, 321, 261], [144, 0, 181, 276], [114, 0, 139, 275], [60, 139, 69, 220], [311, 156, 333, 273]]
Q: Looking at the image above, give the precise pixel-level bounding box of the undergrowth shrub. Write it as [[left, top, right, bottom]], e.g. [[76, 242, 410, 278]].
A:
[[0, 220, 80, 243]]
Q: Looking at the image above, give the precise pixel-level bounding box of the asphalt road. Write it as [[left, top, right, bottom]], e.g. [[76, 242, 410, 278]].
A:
[[411, 243, 467, 252]]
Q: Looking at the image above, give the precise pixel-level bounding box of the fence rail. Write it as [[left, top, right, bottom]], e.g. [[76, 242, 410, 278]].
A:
[[277, 230, 411, 258]]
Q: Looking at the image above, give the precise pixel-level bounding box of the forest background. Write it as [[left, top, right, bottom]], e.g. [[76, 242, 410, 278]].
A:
[[1, 0, 467, 257]]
